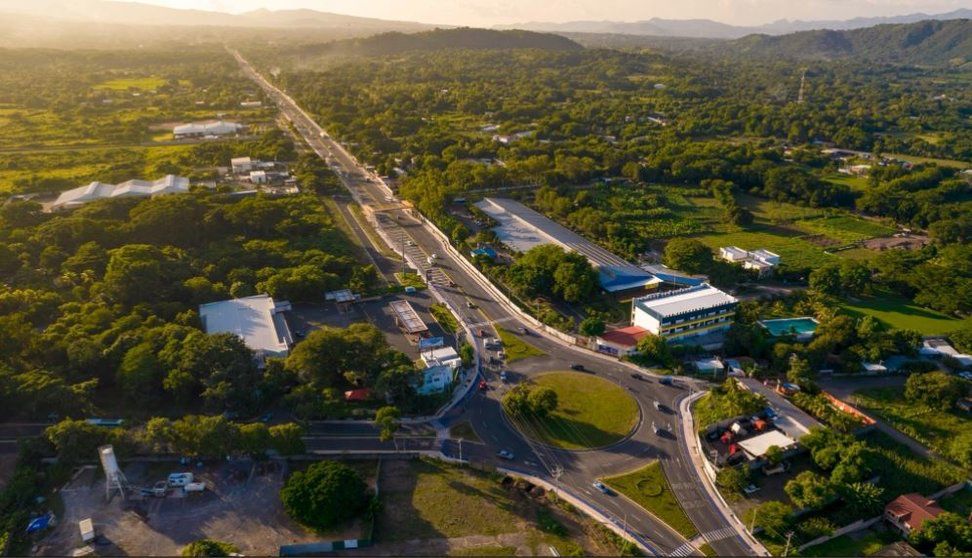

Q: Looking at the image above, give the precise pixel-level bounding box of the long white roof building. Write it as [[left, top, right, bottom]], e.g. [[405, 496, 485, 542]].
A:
[[199, 295, 293, 362], [476, 197, 701, 292], [173, 120, 243, 138], [51, 175, 189, 210]]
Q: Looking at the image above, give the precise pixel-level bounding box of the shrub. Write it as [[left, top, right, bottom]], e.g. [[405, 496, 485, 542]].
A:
[[181, 539, 239, 557]]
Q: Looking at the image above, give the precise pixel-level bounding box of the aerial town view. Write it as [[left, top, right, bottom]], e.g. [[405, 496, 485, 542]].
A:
[[0, 0, 970, 556]]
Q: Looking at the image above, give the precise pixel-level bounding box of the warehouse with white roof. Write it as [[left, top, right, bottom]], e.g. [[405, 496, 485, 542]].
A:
[[475, 197, 701, 292], [173, 120, 243, 139], [51, 175, 189, 210], [199, 295, 293, 364], [631, 283, 738, 340]]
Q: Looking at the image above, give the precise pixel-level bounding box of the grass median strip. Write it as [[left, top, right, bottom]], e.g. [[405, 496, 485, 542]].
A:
[[602, 461, 698, 539], [430, 303, 459, 333], [495, 327, 545, 362]]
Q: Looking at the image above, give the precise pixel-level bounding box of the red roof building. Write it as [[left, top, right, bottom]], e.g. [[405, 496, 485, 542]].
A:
[[596, 326, 650, 357], [344, 388, 373, 403], [885, 493, 945, 535]]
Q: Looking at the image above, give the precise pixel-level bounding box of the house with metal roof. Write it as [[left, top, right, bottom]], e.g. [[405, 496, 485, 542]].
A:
[[631, 284, 738, 340], [173, 120, 243, 139]]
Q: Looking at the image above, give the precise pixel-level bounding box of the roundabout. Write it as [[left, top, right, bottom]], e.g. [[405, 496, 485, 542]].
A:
[[505, 371, 640, 451]]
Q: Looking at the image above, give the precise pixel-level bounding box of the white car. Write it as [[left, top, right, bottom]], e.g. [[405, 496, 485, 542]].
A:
[[497, 449, 514, 460], [592, 481, 610, 494]]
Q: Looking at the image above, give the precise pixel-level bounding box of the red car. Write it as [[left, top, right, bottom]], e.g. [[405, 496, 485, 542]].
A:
[[478, 380, 488, 391]]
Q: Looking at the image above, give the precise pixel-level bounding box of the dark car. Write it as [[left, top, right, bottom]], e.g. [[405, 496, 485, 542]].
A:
[[570, 364, 585, 371]]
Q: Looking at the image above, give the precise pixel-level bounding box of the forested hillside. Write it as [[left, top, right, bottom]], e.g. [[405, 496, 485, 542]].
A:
[[730, 19, 972, 64]]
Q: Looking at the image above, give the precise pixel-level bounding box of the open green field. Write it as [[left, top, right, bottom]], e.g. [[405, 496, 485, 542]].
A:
[[495, 327, 545, 362], [824, 174, 871, 192], [887, 153, 970, 169], [603, 462, 698, 539], [854, 387, 971, 465], [694, 229, 834, 271], [518, 372, 638, 450], [94, 76, 168, 91], [841, 294, 972, 335], [801, 530, 898, 557], [793, 215, 894, 244], [375, 459, 612, 555]]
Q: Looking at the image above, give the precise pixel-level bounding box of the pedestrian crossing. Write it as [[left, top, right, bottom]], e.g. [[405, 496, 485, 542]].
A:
[[702, 526, 737, 543], [670, 542, 695, 557]]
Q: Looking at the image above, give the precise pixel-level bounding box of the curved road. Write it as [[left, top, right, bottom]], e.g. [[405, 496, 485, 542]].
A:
[[233, 50, 752, 557]]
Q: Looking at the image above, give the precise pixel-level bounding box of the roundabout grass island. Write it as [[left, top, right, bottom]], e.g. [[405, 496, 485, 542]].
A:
[[507, 371, 640, 450]]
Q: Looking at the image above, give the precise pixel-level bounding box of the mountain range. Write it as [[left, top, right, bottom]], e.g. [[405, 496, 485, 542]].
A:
[[495, 9, 972, 39]]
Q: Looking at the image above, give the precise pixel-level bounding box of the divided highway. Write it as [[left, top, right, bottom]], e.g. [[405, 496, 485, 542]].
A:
[[233, 50, 755, 557]]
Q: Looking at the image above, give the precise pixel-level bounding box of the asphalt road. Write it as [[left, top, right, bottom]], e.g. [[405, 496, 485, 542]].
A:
[[233, 50, 752, 557]]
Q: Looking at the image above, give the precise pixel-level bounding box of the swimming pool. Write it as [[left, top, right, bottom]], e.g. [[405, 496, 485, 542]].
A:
[[759, 317, 819, 338]]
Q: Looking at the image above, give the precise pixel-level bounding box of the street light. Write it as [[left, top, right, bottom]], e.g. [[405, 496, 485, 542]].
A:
[[458, 437, 463, 465]]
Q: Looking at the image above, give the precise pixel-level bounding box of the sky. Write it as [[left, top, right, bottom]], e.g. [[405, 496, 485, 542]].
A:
[[134, 0, 972, 26]]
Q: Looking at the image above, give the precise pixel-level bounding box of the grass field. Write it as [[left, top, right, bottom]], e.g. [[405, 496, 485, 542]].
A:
[[495, 327, 545, 362], [375, 459, 613, 555], [800, 530, 898, 557], [94, 76, 168, 91], [694, 229, 834, 271], [824, 174, 871, 192], [854, 387, 971, 465], [841, 294, 971, 335], [794, 215, 894, 244], [602, 462, 698, 539], [887, 153, 970, 169], [519, 372, 638, 450]]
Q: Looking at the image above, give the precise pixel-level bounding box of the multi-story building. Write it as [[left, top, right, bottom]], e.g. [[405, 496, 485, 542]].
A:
[[631, 284, 738, 341]]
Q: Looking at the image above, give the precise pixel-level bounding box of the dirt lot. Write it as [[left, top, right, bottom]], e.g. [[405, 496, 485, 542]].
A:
[[36, 459, 324, 557]]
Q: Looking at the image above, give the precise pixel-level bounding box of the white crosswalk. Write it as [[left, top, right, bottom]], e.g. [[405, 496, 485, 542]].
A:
[[702, 526, 737, 543], [670, 542, 696, 557]]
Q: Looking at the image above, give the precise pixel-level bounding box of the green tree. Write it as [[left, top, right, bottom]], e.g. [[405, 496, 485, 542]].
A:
[[809, 263, 842, 297], [579, 316, 606, 337], [269, 423, 305, 456], [636, 334, 673, 366], [784, 471, 835, 510], [716, 466, 751, 495], [840, 482, 884, 517], [280, 461, 369, 530], [375, 406, 401, 445], [662, 238, 713, 275], [911, 511, 972, 555], [745, 501, 792, 536], [905, 371, 965, 411], [117, 342, 165, 403], [181, 539, 239, 557], [527, 386, 559, 419]]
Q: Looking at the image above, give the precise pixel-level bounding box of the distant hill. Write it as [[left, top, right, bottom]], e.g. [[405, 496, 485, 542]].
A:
[[497, 9, 972, 39], [728, 19, 972, 64], [299, 28, 583, 58], [0, 0, 434, 31]]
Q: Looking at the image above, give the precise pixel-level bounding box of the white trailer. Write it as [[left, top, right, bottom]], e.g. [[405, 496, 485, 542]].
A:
[[79, 518, 95, 543]]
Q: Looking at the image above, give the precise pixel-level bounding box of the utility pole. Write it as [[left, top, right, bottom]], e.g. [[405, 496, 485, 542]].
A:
[[783, 531, 794, 557], [458, 438, 463, 465]]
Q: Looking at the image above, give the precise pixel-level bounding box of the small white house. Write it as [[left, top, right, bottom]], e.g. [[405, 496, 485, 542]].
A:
[[421, 346, 462, 370], [718, 246, 780, 277], [417, 365, 455, 395], [231, 157, 253, 174], [249, 170, 268, 184]]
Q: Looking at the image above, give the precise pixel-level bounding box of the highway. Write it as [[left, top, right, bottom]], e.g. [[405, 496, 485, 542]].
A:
[[232, 50, 755, 557]]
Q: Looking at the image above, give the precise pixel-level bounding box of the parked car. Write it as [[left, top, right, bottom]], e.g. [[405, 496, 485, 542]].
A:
[[167, 473, 193, 487], [500, 371, 508, 382], [497, 449, 514, 460], [478, 380, 488, 391], [184, 482, 207, 493], [151, 481, 168, 497]]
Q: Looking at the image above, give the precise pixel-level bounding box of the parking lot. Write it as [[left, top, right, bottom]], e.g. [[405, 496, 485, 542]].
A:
[[36, 460, 327, 557], [288, 295, 454, 360]]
